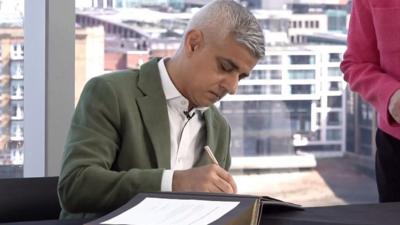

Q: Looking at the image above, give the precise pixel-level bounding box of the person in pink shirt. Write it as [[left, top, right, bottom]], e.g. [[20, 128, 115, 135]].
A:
[[341, 0, 400, 202]]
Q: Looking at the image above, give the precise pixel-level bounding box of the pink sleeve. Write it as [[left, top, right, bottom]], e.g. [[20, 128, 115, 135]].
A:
[[340, 0, 400, 126]]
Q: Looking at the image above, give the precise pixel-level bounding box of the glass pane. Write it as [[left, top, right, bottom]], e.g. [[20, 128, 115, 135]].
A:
[[328, 67, 342, 76], [327, 111, 342, 126], [259, 55, 281, 64], [74, 0, 377, 207], [250, 70, 282, 80], [0, 0, 24, 178], [327, 96, 342, 108], [288, 69, 315, 79], [329, 81, 341, 91], [327, 129, 342, 141], [289, 55, 315, 64]]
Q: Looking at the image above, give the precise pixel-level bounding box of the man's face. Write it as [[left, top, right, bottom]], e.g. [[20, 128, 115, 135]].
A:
[[182, 32, 258, 108]]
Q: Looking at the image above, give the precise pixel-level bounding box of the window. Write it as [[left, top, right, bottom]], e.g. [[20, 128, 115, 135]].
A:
[[327, 10, 347, 33], [328, 67, 342, 76], [0, 0, 25, 177], [267, 70, 282, 80], [290, 36, 295, 43], [360, 128, 372, 156], [315, 99, 321, 107], [286, 101, 312, 132], [10, 80, 24, 100], [270, 85, 282, 94], [11, 101, 24, 119], [327, 129, 342, 140], [250, 70, 266, 79], [291, 85, 314, 94], [74, 0, 375, 207], [329, 81, 341, 91], [327, 111, 342, 126], [288, 70, 315, 79], [359, 101, 374, 125], [236, 85, 281, 95], [237, 85, 263, 95], [289, 55, 315, 64], [327, 96, 342, 108], [329, 53, 342, 62], [259, 55, 281, 64], [10, 61, 24, 78]]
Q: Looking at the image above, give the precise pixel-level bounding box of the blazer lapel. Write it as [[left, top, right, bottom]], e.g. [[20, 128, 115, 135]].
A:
[[136, 58, 171, 169], [195, 108, 220, 167]]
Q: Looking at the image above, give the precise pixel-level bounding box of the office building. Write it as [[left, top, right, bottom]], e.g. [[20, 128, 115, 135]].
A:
[[78, 0, 185, 10], [221, 45, 347, 158], [0, 26, 104, 177], [0, 27, 24, 177], [74, 7, 349, 161]]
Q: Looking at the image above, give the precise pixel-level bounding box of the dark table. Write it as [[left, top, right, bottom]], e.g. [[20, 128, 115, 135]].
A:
[[262, 202, 400, 225], [5, 202, 399, 225]]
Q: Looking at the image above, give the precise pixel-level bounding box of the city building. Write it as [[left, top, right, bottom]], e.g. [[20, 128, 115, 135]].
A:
[[75, 26, 105, 104], [72, 6, 359, 169], [2, 1, 377, 174], [344, 70, 376, 173], [0, 26, 104, 176], [77, 0, 185, 11], [0, 27, 24, 176], [76, 7, 185, 68], [222, 45, 347, 158]]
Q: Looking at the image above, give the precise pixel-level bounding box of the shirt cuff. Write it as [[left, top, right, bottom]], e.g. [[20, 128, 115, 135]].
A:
[[161, 169, 174, 191]]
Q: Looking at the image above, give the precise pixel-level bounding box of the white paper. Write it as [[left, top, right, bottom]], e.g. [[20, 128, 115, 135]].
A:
[[101, 197, 239, 225]]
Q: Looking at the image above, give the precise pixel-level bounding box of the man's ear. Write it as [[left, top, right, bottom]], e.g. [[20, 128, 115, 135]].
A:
[[184, 29, 203, 56]]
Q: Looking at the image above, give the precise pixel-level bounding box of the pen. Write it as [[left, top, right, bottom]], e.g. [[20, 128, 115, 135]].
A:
[[204, 145, 219, 165]]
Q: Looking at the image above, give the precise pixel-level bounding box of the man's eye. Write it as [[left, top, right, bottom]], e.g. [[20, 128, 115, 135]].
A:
[[220, 63, 232, 72]]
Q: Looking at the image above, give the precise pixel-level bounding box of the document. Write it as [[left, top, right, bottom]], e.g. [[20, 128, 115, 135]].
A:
[[86, 192, 302, 225], [101, 197, 239, 225]]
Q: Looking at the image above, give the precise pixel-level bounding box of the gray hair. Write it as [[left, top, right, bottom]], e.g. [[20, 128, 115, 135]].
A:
[[186, 0, 265, 59]]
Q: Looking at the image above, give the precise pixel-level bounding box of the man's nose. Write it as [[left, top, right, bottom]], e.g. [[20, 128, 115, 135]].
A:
[[221, 75, 239, 95]]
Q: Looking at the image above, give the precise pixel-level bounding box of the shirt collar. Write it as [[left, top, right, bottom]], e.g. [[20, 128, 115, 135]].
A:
[[158, 58, 181, 100], [158, 58, 208, 114]]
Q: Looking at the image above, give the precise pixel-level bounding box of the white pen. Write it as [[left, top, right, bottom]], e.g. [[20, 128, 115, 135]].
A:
[[204, 145, 219, 165]]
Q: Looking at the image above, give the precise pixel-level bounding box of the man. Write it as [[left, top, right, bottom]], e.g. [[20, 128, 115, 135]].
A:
[[58, 0, 265, 219], [341, 0, 400, 202]]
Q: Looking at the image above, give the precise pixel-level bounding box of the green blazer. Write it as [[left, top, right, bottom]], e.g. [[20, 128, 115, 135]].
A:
[[58, 58, 231, 219]]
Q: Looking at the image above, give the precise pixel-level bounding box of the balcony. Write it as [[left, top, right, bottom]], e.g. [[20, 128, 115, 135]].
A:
[[10, 64, 24, 80], [10, 129, 24, 141], [10, 89, 24, 100], [11, 107, 24, 120], [10, 44, 24, 60]]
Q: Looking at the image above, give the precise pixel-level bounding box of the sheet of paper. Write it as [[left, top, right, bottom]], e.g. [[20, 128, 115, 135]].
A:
[[101, 197, 240, 225]]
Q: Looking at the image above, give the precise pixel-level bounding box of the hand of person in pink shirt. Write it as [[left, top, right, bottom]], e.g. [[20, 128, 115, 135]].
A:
[[389, 89, 400, 124]]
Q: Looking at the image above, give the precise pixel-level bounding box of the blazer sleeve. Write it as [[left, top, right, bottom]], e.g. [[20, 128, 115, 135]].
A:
[[58, 76, 164, 214], [340, 0, 400, 125]]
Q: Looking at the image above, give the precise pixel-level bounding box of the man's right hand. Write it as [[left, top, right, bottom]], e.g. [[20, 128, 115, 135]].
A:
[[172, 164, 237, 194]]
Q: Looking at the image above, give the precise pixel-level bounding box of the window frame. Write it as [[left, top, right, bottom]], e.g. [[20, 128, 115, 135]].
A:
[[24, 0, 74, 177]]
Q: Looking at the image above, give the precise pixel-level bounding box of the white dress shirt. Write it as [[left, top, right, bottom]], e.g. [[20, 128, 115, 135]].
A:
[[158, 58, 208, 191]]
